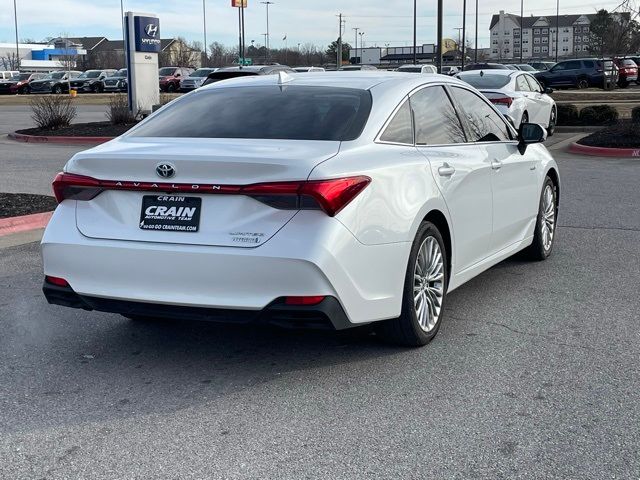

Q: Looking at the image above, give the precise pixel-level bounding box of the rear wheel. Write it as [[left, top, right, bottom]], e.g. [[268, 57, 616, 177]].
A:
[[618, 80, 628, 88], [377, 221, 448, 347], [525, 176, 557, 260]]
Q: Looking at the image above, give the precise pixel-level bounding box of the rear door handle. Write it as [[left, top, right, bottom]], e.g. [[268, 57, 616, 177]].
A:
[[438, 165, 456, 177], [491, 159, 503, 170]]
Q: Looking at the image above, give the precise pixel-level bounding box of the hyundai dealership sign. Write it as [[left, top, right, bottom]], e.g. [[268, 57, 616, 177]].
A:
[[133, 16, 161, 53]]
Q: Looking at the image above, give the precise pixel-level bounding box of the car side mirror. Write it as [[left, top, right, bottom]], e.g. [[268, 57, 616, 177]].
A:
[[518, 123, 546, 155], [544, 87, 554, 94]]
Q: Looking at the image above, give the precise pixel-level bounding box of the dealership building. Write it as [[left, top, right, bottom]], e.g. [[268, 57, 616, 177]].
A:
[[0, 40, 86, 71]]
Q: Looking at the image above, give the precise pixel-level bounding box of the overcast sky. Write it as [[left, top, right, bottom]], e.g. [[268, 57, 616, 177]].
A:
[[1, 0, 626, 49]]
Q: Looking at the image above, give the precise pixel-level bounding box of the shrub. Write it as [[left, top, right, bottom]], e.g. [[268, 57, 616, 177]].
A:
[[632, 106, 640, 124], [106, 94, 136, 125], [557, 104, 579, 126], [29, 95, 76, 130], [579, 105, 619, 125]]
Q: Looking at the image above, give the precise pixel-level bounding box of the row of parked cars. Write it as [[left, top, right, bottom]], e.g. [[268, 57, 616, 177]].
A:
[[463, 57, 640, 89]]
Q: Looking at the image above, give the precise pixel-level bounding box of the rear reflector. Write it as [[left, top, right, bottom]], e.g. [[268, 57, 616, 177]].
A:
[[284, 296, 326, 306], [45, 275, 69, 287], [489, 96, 514, 107], [52, 173, 371, 217]]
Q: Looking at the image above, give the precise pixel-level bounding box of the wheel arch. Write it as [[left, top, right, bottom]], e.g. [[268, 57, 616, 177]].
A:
[[422, 209, 452, 282], [545, 167, 560, 207]]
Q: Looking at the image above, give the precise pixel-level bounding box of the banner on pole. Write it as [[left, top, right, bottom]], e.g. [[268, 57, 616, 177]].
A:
[[231, 0, 247, 7]]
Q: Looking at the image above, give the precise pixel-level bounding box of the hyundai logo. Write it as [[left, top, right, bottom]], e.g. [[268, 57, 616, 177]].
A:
[[156, 163, 176, 178], [145, 23, 159, 37]]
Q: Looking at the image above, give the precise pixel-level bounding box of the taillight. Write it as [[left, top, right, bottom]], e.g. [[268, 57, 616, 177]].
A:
[[51, 172, 371, 217], [489, 96, 513, 107], [52, 172, 103, 203]]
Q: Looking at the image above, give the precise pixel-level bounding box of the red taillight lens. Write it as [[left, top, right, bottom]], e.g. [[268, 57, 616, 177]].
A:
[[489, 96, 513, 107], [52, 172, 103, 203], [284, 296, 326, 306], [51, 173, 371, 216], [45, 275, 69, 287]]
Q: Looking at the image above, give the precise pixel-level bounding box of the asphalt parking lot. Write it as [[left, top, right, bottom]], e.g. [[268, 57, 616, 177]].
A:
[[1, 123, 639, 477]]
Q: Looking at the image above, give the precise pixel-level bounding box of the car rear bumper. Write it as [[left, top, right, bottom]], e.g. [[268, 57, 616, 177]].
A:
[[43, 280, 351, 329], [42, 203, 408, 327]]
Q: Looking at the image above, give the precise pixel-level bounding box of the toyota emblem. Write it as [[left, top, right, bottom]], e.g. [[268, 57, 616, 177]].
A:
[[156, 163, 176, 179]]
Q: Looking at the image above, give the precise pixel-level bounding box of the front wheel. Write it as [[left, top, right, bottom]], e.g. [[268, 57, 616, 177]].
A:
[[618, 80, 628, 88], [377, 221, 448, 347], [53, 85, 62, 94], [547, 106, 556, 137], [576, 78, 589, 89], [167, 83, 176, 93], [525, 176, 557, 260]]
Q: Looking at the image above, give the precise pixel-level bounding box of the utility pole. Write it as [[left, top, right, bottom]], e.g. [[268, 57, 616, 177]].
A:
[[413, 0, 417, 65], [353, 27, 359, 64], [261, 2, 274, 62], [474, 0, 478, 63], [241, 4, 246, 63], [337, 13, 343, 68], [120, 0, 126, 67], [238, 7, 243, 65], [13, 0, 20, 70], [520, 0, 524, 63], [462, 0, 467, 70], [203, 0, 208, 65], [436, 0, 443, 72]]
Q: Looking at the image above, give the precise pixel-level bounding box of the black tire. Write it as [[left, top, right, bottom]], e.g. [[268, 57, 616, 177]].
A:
[[377, 221, 448, 347], [618, 80, 628, 89], [525, 176, 557, 261], [576, 78, 589, 89], [546, 106, 556, 137], [53, 84, 63, 94], [167, 83, 176, 93]]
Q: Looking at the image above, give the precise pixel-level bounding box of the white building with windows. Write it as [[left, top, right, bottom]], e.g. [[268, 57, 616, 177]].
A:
[[488, 11, 625, 60]]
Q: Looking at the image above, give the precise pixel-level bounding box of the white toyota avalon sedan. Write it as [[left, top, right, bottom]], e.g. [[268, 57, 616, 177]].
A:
[[42, 71, 560, 346], [456, 69, 557, 135]]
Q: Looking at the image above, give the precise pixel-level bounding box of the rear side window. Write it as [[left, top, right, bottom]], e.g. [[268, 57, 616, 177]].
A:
[[129, 86, 372, 141], [583, 60, 595, 68], [525, 75, 542, 92], [410, 86, 466, 145], [450, 87, 511, 142], [380, 100, 413, 144], [565, 61, 581, 70], [516, 75, 531, 91]]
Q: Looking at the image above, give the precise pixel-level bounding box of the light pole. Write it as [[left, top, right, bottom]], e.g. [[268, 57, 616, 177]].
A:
[[202, 0, 208, 65], [359, 32, 365, 63], [462, 0, 467, 70], [13, 0, 20, 70], [436, 0, 443, 72], [474, 0, 478, 63], [520, 0, 524, 63], [120, 0, 126, 67], [555, 0, 560, 62], [261, 1, 274, 62], [413, 0, 417, 65], [353, 27, 359, 64]]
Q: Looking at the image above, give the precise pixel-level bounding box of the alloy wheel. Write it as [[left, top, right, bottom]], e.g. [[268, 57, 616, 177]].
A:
[[541, 184, 556, 251], [413, 236, 445, 333]]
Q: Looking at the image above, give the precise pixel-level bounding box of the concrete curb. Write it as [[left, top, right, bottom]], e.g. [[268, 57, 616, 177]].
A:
[[9, 131, 113, 145], [568, 142, 640, 158], [0, 211, 53, 237]]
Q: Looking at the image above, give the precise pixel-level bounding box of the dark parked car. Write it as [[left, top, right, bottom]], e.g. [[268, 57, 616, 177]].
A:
[[159, 67, 194, 92], [69, 69, 117, 93], [613, 58, 638, 88], [528, 61, 556, 71], [179, 68, 217, 92], [630, 57, 640, 84], [29, 71, 82, 94], [516, 64, 537, 72], [464, 63, 510, 71], [103, 68, 128, 93], [202, 65, 296, 87], [534, 58, 617, 89], [0, 72, 45, 94]]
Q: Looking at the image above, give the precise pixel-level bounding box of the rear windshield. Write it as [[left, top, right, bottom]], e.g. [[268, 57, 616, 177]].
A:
[[459, 74, 511, 89], [129, 86, 372, 141], [203, 71, 259, 84], [398, 66, 422, 73]]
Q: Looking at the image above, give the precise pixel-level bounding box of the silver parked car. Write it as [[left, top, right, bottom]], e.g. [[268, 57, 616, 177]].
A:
[[179, 68, 218, 92]]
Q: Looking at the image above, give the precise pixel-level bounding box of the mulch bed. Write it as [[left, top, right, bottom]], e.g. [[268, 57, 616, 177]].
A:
[[16, 121, 136, 138], [577, 122, 640, 149], [0, 193, 57, 219]]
